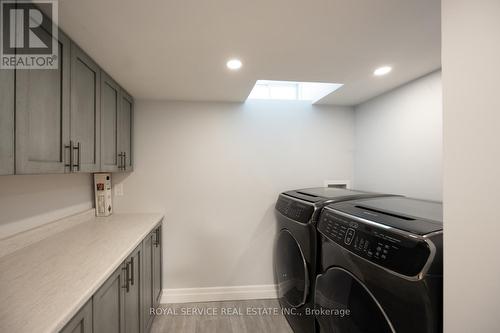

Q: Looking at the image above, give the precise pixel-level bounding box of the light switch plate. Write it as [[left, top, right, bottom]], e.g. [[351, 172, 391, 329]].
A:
[[115, 183, 124, 196]]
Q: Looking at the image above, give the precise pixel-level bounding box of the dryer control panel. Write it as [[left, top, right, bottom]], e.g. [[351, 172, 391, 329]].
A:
[[318, 209, 431, 277], [276, 195, 315, 224]]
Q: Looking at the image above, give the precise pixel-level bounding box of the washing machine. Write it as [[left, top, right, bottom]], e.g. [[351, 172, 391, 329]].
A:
[[314, 196, 443, 333], [274, 187, 393, 333]]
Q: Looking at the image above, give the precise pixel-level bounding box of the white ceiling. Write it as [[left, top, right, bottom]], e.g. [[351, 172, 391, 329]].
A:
[[58, 0, 441, 106]]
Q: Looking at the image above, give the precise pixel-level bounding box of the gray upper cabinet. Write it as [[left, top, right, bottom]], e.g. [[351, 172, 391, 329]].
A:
[[100, 72, 120, 172], [70, 44, 101, 173], [60, 299, 92, 333], [15, 30, 71, 174], [93, 265, 126, 333], [124, 244, 142, 333], [0, 67, 15, 175], [7, 25, 134, 175], [119, 90, 134, 172]]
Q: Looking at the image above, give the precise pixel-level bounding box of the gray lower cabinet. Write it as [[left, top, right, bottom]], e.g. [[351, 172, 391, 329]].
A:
[[142, 228, 158, 332], [142, 224, 162, 332], [124, 244, 143, 333], [60, 224, 161, 333], [60, 299, 93, 333], [100, 72, 121, 172], [119, 90, 134, 172], [15, 30, 71, 174], [152, 225, 162, 306], [0, 67, 14, 175], [93, 263, 126, 333], [70, 44, 101, 173]]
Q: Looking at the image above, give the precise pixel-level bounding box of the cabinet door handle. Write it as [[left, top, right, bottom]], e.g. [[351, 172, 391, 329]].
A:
[[129, 257, 134, 286], [77, 142, 81, 171], [118, 152, 124, 170], [122, 263, 130, 292], [154, 228, 160, 247], [64, 141, 73, 171], [123, 152, 127, 171], [73, 142, 81, 171]]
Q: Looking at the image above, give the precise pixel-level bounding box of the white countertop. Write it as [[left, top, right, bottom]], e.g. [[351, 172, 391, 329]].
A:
[[0, 213, 164, 333]]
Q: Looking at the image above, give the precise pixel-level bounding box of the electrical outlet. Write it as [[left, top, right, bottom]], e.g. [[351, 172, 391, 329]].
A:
[[115, 183, 124, 197]]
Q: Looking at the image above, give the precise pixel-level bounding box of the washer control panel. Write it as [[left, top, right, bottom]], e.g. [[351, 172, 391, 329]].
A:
[[318, 209, 431, 277]]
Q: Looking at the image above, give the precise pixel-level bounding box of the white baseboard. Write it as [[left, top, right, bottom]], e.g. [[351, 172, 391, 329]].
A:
[[160, 284, 278, 304]]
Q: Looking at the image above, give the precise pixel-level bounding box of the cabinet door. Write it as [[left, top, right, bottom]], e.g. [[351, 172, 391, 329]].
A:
[[93, 265, 126, 333], [15, 30, 71, 174], [100, 72, 120, 172], [70, 44, 101, 173], [125, 244, 142, 333], [119, 90, 133, 171], [152, 225, 162, 306], [0, 68, 14, 175], [60, 299, 92, 333], [142, 231, 155, 332]]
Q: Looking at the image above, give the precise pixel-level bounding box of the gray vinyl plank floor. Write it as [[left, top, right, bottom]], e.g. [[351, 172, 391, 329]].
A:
[[150, 299, 294, 333]]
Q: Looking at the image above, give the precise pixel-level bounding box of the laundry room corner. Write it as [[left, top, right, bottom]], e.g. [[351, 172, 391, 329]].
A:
[[111, 100, 356, 299], [353, 71, 443, 201]]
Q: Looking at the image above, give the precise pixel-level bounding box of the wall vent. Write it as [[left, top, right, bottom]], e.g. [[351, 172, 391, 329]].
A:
[[323, 180, 351, 189]]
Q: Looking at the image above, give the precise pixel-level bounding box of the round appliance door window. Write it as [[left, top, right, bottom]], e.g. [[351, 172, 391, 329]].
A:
[[314, 267, 395, 333], [274, 230, 308, 308]]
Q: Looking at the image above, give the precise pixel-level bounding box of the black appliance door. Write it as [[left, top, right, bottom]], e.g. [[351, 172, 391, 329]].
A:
[[314, 267, 395, 333], [274, 229, 308, 308]]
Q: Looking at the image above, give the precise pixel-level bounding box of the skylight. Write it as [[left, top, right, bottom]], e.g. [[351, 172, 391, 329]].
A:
[[247, 80, 343, 103]]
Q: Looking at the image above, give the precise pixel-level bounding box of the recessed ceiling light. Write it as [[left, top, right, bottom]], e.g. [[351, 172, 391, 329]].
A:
[[374, 66, 392, 76], [226, 59, 242, 70]]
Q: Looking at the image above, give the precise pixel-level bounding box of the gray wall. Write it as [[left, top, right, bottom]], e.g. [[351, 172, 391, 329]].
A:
[[0, 174, 93, 238], [443, 1, 500, 332], [353, 71, 442, 201], [113, 100, 355, 288]]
